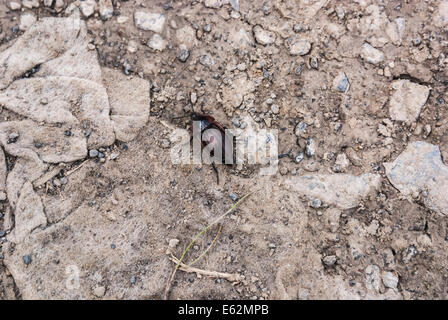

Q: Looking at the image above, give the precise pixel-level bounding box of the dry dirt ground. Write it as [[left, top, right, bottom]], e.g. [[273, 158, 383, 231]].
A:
[[0, 0, 448, 300]]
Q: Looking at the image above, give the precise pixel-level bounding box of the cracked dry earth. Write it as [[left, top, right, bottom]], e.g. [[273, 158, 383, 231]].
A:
[[0, 0, 447, 300]]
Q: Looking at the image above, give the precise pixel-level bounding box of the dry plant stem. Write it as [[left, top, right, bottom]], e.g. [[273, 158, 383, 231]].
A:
[[188, 224, 222, 267], [163, 192, 253, 300], [169, 256, 243, 282], [66, 160, 88, 176]]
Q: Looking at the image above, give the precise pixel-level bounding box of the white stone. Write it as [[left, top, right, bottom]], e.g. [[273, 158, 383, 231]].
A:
[[9, 1, 21, 10], [204, 0, 228, 8], [287, 38, 311, 56], [19, 13, 37, 31], [253, 25, 276, 45], [127, 40, 138, 53], [79, 0, 96, 18], [21, 0, 39, 9], [134, 11, 165, 33], [168, 239, 179, 248], [361, 43, 384, 65], [93, 286, 106, 297], [389, 80, 430, 123], [99, 0, 113, 20], [365, 265, 381, 293], [334, 153, 350, 172], [382, 271, 398, 289], [384, 141, 448, 216], [117, 16, 129, 24], [54, 0, 64, 11], [322, 255, 337, 266], [147, 34, 166, 51], [333, 72, 350, 93]]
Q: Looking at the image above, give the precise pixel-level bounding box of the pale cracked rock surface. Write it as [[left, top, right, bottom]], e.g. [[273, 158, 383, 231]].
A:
[[389, 80, 430, 123], [384, 142, 448, 216], [0, 15, 149, 246], [134, 11, 165, 33], [286, 173, 381, 210]]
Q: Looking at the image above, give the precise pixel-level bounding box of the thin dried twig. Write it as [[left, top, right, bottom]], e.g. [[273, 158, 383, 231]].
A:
[[188, 224, 222, 267], [65, 160, 88, 176], [169, 255, 243, 282]]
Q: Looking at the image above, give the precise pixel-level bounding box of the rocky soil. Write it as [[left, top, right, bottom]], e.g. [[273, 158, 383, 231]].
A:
[[0, 0, 447, 299]]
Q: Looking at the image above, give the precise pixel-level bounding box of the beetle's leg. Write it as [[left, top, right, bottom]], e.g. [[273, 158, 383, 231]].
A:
[[212, 163, 220, 185]]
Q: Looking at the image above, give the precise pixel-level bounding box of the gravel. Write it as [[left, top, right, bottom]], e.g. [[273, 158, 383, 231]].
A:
[[229, 193, 238, 201], [89, 149, 99, 158], [305, 138, 316, 157], [295, 122, 307, 136], [23, 255, 32, 265], [310, 199, 322, 208], [322, 255, 337, 266], [295, 152, 304, 164], [177, 48, 190, 62], [361, 43, 384, 65]]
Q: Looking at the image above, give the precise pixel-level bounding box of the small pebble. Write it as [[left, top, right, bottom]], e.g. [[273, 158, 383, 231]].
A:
[[7, 132, 19, 144], [177, 48, 190, 62], [305, 138, 316, 157], [93, 286, 106, 298], [295, 122, 306, 136], [310, 199, 322, 208], [168, 239, 179, 248], [123, 60, 133, 75], [295, 152, 304, 163], [23, 255, 32, 265], [309, 57, 318, 69], [323, 255, 337, 266], [89, 149, 99, 158], [203, 24, 211, 32], [110, 153, 119, 160]]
